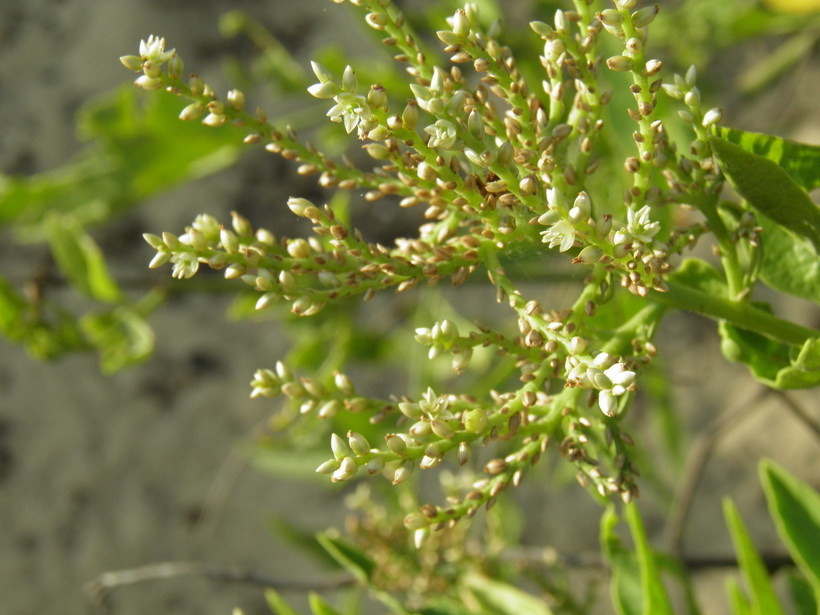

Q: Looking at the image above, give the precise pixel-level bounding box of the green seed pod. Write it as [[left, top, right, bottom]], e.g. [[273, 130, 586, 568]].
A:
[[464, 408, 488, 434]]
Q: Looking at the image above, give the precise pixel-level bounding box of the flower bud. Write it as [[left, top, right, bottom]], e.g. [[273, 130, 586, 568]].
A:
[[331, 456, 358, 482], [348, 431, 371, 456], [316, 459, 340, 474], [385, 433, 408, 456], [431, 419, 455, 440], [464, 408, 488, 434], [606, 55, 634, 72], [227, 89, 245, 111], [331, 433, 350, 460], [342, 65, 357, 93], [529, 21, 553, 37], [307, 81, 340, 99], [120, 55, 142, 71], [404, 512, 428, 530], [392, 460, 414, 485], [702, 107, 722, 128], [453, 9, 470, 36], [631, 4, 659, 28]]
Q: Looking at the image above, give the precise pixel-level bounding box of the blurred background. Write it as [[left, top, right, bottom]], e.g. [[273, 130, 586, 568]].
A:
[[0, 0, 817, 614]]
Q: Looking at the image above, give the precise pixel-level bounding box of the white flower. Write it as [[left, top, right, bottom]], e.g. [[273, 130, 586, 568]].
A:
[[170, 252, 199, 279], [139, 35, 175, 64], [424, 119, 458, 149], [541, 219, 576, 252], [603, 362, 636, 396], [326, 92, 373, 136], [626, 205, 660, 243]]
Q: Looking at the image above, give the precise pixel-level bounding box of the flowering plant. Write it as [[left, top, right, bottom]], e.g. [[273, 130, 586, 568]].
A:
[[34, 0, 820, 612], [117, 0, 820, 611]]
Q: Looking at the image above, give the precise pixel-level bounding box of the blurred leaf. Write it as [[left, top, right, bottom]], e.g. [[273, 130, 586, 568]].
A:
[[757, 217, 820, 303], [266, 516, 341, 571], [723, 498, 787, 615], [727, 577, 753, 615], [265, 589, 302, 615], [462, 572, 554, 615], [418, 600, 475, 615], [316, 533, 375, 584], [669, 258, 727, 295], [719, 322, 820, 389], [759, 460, 820, 588], [709, 133, 820, 251], [0, 275, 27, 335], [246, 443, 331, 480], [219, 10, 307, 93], [80, 306, 154, 373], [786, 570, 818, 615], [714, 127, 820, 192], [309, 593, 343, 615], [738, 31, 818, 94], [601, 506, 642, 615], [625, 502, 675, 615], [0, 85, 245, 237], [45, 214, 122, 302]]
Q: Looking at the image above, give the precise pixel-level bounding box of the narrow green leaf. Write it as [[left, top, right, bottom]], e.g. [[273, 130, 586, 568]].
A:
[[80, 307, 154, 373], [418, 600, 475, 615], [462, 572, 554, 615], [601, 506, 642, 615], [758, 217, 820, 303], [0, 276, 26, 335], [309, 593, 343, 615], [719, 322, 820, 389], [759, 460, 820, 587], [625, 502, 674, 615], [46, 214, 122, 303], [265, 589, 302, 615], [316, 533, 375, 584], [709, 134, 820, 250], [727, 577, 753, 615], [715, 126, 820, 192], [786, 570, 818, 615], [723, 498, 786, 615]]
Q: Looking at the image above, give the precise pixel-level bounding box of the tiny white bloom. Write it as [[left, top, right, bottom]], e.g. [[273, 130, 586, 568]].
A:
[[139, 35, 175, 64], [541, 219, 576, 252], [626, 205, 660, 243]]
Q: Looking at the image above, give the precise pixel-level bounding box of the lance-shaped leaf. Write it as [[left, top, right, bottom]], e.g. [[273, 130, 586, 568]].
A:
[[709, 134, 820, 251]]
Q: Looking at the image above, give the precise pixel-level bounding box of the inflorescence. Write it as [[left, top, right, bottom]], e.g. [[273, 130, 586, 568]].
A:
[[124, 0, 723, 543]]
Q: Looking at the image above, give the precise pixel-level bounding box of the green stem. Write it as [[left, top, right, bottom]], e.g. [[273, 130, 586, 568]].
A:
[[654, 282, 818, 346]]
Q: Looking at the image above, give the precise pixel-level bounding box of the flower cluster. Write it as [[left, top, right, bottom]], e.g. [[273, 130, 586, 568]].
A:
[[125, 0, 726, 536]]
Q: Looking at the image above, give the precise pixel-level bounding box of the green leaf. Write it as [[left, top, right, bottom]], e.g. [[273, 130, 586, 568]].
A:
[[759, 460, 820, 588], [418, 600, 475, 615], [601, 506, 642, 615], [727, 577, 753, 615], [709, 133, 820, 251], [316, 533, 375, 585], [462, 572, 554, 615], [786, 571, 818, 615], [719, 322, 820, 389], [80, 306, 154, 373], [46, 214, 122, 303], [625, 502, 674, 615], [723, 498, 787, 615], [265, 589, 302, 615], [0, 85, 244, 236], [0, 275, 27, 336], [309, 593, 343, 615], [758, 216, 820, 303], [668, 258, 727, 295], [715, 127, 820, 192]]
